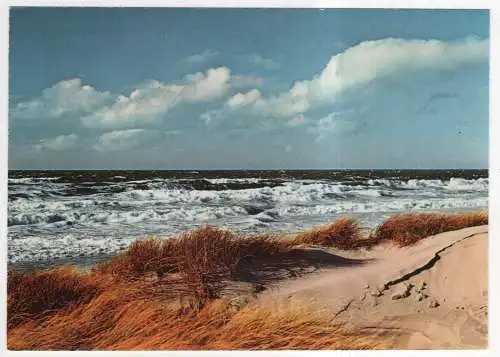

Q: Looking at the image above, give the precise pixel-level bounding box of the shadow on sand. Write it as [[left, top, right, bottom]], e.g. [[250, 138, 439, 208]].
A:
[[230, 248, 371, 292]]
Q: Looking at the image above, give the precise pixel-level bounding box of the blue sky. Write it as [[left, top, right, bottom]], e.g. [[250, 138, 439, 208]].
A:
[[8, 8, 489, 169]]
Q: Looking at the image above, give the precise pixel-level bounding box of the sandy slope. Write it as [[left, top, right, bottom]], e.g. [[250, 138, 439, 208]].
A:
[[258, 225, 488, 349]]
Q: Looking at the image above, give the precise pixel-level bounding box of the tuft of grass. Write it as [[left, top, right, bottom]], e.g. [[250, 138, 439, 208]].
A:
[[173, 226, 242, 308], [95, 237, 178, 278], [291, 218, 360, 249], [7, 266, 101, 329], [94, 226, 285, 309], [371, 211, 488, 247]]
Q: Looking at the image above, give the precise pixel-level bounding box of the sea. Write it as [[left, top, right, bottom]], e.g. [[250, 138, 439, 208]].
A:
[[8, 169, 488, 269]]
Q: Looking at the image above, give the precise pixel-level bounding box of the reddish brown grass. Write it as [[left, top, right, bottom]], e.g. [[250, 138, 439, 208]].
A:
[[177, 229, 285, 307], [96, 227, 282, 273], [7, 266, 102, 329], [371, 211, 488, 247], [95, 236, 177, 278], [291, 218, 360, 249], [94, 226, 285, 309]]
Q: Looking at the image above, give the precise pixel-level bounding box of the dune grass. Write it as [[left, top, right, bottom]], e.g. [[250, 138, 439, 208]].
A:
[[7, 288, 381, 350], [7, 266, 102, 329], [96, 227, 283, 277], [94, 226, 284, 309], [290, 218, 361, 249], [7, 211, 487, 350], [370, 211, 488, 247]]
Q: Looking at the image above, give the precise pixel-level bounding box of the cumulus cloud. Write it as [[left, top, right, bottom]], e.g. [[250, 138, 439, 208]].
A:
[[12, 67, 238, 130], [33, 134, 79, 151], [182, 49, 219, 64], [13, 78, 111, 119], [244, 54, 280, 70], [181, 67, 231, 101], [229, 37, 489, 118], [93, 129, 156, 152], [82, 67, 232, 129], [227, 89, 261, 109]]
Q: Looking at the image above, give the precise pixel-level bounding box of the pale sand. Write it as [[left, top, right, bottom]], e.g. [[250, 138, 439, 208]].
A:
[[257, 225, 488, 349]]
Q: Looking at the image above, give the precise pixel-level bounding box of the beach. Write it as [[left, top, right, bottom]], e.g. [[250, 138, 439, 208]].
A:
[[7, 212, 488, 350]]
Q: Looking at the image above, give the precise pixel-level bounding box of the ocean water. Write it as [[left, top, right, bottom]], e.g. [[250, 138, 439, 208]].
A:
[[8, 170, 488, 268]]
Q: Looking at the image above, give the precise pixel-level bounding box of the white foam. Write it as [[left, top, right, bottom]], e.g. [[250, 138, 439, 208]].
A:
[[9, 177, 61, 184], [444, 177, 489, 192], [203, 177, 263, 184]]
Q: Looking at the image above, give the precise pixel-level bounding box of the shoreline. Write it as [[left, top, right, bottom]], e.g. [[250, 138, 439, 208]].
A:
[[7, 207, 487, 272]]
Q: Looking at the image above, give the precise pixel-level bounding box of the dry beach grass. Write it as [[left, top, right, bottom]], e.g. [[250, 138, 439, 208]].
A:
[[371, 211, 488, 246]]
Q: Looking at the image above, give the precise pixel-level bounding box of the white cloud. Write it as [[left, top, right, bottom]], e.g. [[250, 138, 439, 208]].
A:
[[13, 67, 235, 130], [33, 134, 79, 151], [82, 67, 232, 129], [181, 67, 231, 102], [93, 129, 153, 152], [182, 49, 219, 64], [230, 37, 489, 119], [227, 89, 261, 109], [313, 36, 487, 97], [245, 54, 280, 70], [13, 78, 111, 119], [82, 81, 179, 129]]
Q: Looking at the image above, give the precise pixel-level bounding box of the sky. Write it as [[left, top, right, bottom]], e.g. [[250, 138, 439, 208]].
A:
[[8, 8, 490, 170]]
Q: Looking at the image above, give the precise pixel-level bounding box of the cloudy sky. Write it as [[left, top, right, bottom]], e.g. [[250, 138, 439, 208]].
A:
[[9, 8, 489, 169]]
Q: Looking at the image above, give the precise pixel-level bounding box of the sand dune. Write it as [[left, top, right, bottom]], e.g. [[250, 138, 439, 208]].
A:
[[258, 225, 488, 349]]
